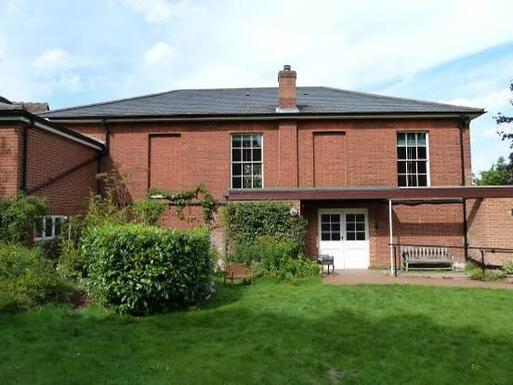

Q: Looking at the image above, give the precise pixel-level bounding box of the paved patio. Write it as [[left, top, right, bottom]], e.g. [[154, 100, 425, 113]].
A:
[[324, 269, 513, 290]]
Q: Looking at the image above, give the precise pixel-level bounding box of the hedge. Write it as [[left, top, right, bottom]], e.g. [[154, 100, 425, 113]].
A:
[[81, 224, 213, 315]]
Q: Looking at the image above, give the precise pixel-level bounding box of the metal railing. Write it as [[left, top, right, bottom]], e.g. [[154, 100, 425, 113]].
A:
[[389, 242, 513, 277]]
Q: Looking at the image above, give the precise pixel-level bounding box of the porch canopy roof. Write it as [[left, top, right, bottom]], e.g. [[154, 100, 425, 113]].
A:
[[227, 186, 513, 201]]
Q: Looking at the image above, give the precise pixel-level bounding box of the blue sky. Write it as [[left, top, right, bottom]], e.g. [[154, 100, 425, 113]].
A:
[[1, 0, 513, 174]]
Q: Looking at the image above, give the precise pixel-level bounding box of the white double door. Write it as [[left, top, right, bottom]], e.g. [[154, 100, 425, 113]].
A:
[[318, 209, 370, 269]]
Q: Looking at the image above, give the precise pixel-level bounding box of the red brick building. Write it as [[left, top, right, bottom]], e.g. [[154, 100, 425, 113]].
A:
[[0, 98, 104, 239], [5, 66, 513, 269]]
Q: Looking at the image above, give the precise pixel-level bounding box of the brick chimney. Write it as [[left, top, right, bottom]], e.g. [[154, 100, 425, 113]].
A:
[[277, 64, 298, 112]]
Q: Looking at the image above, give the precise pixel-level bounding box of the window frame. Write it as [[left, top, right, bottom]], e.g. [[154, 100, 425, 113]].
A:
[[230, 133, 264, 189], [34, 215, 67, 241], [396, 131, 431, 188]]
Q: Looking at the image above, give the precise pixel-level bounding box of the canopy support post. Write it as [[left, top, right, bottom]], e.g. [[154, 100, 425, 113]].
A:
[[389, 199, 394, 275]]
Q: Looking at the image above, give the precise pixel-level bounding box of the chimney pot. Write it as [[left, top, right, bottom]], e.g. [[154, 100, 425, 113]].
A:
[[277, 64, 298, 112]]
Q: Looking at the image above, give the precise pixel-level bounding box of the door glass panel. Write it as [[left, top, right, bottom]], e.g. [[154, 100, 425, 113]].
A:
[[320, 213, 342, 241], [345, 213, 366, 241]]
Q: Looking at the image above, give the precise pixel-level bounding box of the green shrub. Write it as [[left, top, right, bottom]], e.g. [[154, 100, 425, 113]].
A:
[[502, 261, 513, 275], [82, 224, 213, 315], [131, 199, 166, 225], [231, 236, 319, 280], [0, 194, 47, 244], [223, 202, 307, 251], [465, 262, 505, 281], [0, 243, 68, 312]]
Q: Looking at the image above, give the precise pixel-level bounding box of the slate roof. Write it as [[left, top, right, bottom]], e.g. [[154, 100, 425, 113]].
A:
[[40, 86, 484, 119]]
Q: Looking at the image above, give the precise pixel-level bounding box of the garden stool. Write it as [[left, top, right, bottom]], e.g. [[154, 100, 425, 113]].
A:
[[317, 254, 335, 274]]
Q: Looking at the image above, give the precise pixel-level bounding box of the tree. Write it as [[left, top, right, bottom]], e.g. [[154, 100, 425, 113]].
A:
[[474, 157, 511, 185], [493, 81, 513, 184]]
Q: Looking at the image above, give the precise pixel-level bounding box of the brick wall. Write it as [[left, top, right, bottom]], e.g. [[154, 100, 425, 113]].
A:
[[467, 198, 513, 265], [25, 127, 100, 215], [0, 123, 22, 198]]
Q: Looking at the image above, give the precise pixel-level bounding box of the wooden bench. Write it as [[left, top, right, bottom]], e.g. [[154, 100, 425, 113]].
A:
[[401, 246, 454, 271], [223, 263, 255, 285]]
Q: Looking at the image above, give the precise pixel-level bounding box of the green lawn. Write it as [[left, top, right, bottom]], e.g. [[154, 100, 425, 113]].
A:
[[1, 278, 513, 385]]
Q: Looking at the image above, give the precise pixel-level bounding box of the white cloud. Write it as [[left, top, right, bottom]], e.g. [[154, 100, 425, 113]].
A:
[[144, 42, 174, 65], [33, 48, 71, 73], [120, 0, 173, 24]]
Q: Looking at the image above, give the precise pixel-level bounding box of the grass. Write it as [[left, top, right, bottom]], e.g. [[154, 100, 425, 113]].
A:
[[1, 278, 513, 385]]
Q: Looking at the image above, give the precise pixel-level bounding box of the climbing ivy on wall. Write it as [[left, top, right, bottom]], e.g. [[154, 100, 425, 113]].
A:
[[148, 184, 217, 225]]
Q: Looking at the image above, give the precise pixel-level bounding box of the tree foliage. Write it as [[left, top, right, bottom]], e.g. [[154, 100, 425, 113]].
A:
[[493, 81, 513, 184], [474, 157, 512, 185]]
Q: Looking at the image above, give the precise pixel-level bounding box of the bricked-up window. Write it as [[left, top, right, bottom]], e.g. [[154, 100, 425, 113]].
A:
[[397, 132, 429, 187], [231, 134, 263, 189]]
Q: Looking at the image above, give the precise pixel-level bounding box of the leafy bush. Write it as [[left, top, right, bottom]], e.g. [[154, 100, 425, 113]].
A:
[[465, 262, 505, 281], [131, 199, 166, 225], [231, 236, 319, 280], [502, 260, 513, 275], [82, 224, 213, 315], [0, 194, 47, 244], [223, 202, 307, 250], [0, 243, 68, 312]]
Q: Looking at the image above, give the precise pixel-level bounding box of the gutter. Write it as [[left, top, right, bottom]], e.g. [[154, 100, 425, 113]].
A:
[[42, 111, 485, 124]]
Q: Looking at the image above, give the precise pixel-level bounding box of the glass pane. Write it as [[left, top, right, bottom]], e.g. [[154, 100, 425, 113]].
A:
[[331, 215, 340, 223], [243, 164, 252, 176], [417, 133, 426, 145], [397, 147, 406, 160], [356, 232, 366, 241], [44, 217, 53, 237], [332, 233, 340, 241], [356, 223, 365, 232], [55, 218, 63, 236], [417, 161, 426, 174], [232, 177, 241, 189], [398, 174, 407, 186], [417, 147, 427, 159], [252, 135, 262, 148], [232, 135, 242, 148], [408, 174, 417, 187], [232, 149, 241, 162], [252, 149, 262, 161], [407, 147, 417, 159], [232, 163, 241, 176], [321, 232, 330, 241], [355, 214, 365, 222], [242, 135, 251, 147], [253, 177, 262, 189], [331, 223, 340, 232], [243, 177, 252, 188], [397, 161, 406, 174], [397, 133, 406, 146], [407, 133, 416, 144], [346, 223, 355, 232], [321, 214, 330, 223], [407, 161, 416, 174], [345, 214, 355, 223], [253, 163, 262, 176], [243, 149, 252, 161], [418, 175, 427, 186], [346, 233, 356, 241], [321, 224, 330, 232]]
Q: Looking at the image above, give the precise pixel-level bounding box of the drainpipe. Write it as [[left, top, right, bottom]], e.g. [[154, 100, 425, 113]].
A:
[[388, 199, 394, 275], [19, 118, 34, 193], [459, 116, 469, 261]]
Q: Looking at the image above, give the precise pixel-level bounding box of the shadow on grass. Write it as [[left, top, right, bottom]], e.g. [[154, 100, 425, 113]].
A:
[[0, 282, 512, 385]]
